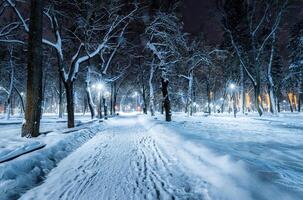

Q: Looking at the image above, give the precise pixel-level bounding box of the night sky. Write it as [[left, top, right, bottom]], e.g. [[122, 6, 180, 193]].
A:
[[181, 0, 303, 47], [182, 0, 221, 44]]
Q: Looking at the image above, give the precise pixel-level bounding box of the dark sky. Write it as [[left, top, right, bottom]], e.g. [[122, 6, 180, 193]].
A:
[[182, 0, 221, 44], [181, 0, 303, 46]]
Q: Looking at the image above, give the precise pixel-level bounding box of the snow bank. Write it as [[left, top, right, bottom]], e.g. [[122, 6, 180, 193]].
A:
[[138, 115, 301, 199], [0, 124, 104, 200]]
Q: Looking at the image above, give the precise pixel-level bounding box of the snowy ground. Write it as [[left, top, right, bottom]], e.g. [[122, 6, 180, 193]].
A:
[[0, 114, 104, 199], [15, 112, 303, 200], [0, 114, 93, 159]]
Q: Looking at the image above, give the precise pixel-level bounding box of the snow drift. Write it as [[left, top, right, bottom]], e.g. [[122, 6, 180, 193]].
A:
[[0, 124, 105, 200]]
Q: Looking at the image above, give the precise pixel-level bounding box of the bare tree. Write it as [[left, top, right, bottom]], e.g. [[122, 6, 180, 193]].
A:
[[218, 0, 288, 116]]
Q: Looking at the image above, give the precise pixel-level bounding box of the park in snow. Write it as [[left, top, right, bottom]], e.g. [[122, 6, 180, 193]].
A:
[[1, 0, 303, 199], [0, 112, 302, 200]]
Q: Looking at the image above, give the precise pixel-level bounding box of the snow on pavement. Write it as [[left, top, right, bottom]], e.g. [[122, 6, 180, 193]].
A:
[[20, 114, 302, 200]]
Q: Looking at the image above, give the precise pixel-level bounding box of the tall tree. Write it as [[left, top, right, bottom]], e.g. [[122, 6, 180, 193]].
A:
[[21, 0, 43, 137], [218, 0, 288, 116], [288, 19, 303, 112]]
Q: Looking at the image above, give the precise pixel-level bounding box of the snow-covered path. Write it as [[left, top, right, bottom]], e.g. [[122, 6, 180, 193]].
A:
[[20, 114, 301, 200], [20, 115, 204, 200]]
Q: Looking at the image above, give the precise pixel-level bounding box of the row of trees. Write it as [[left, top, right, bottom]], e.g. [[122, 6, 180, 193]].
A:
[[0, 0, 302, 137]]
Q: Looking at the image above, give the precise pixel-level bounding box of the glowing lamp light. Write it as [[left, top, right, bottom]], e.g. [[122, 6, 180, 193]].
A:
[[96, 83, 104, 91], [229, 83, 236, 90]]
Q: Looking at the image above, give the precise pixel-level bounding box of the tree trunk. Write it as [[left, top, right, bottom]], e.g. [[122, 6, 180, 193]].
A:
[[98, 94, 103, 119], [85, 86, 95, 119], [22, 0, 43, 137], [186, 71, 193, 116], [267, 33, 277, 114], [110, 83, 113, 115], [142, 83, 147, 114], [207, 81, 211, 115], [240, 64, 245, 114], [13, 86, 25, 114], [85, 67, 96, 119], [149, 65, 155, 116], [41, 69, 47, 116], [113, 83, 117, 114], [103, 97, 107, 118], [58, 72, 64, 118], [65, 81, 75, 128], [254, 83, 263, 116], [298, 71, 303, 112], [288, 93, 294, 112], [161, 78, 171, 121], [277, 99, 280, 112], [232, 92, 237, 118], [6, 57, 14, 120]]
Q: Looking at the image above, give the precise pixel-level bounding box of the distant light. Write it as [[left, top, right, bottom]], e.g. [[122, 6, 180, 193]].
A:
[[91, 84, 96, 89], [132, 92, 138, 97], [96, 83, 104, 91], [104, 91, 110, 97], [229, 83, 236, 90], [220, 97, 224, 101], [20, 92, 24, 96]]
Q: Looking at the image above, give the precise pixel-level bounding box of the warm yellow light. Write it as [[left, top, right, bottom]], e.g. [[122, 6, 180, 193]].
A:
[[258, 95, 262, 104], [265, 93, 270, 109], [294, 94, 298, 107], [245, 93, 250, 108], [288, 93, 294, 105]]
